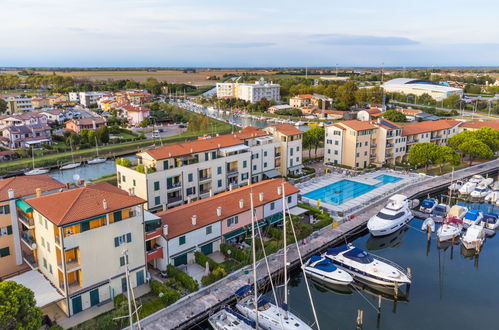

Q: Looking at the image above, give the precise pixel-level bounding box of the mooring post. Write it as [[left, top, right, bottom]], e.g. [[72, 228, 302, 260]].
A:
[[394, 281, 398, 299], [356, 309, 363, 329]]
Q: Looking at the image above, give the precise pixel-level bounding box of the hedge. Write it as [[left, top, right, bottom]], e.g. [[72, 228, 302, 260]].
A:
[[167, 265, 199, 292], [298, 203, 334, 230], [201, 267, 227, 286], [220, 243, 250, 265], [194, 251, 220, 271]]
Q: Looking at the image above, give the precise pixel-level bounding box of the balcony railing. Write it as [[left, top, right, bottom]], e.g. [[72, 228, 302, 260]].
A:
[[386, 143, 394, 148], [145, 226, 163, 240], [227, 169, 238, 177], [199, 175, 211, 182], [370, 143, 377, 147], [431, 135, 442, 140], [167, 182, 182, 190], [68, 281, 82, 294], [275, 152, 281, 157], [167, 195, 183, 204], [23, 254, 38, 269], [21, 233, 36, 249], [146, 247, 163, 263], [199, 189, 211, 195], [66, 258, 80, 271], [386, 153, 393, 158], [407, 139, 418, 144], [18, 213, 34, 228]]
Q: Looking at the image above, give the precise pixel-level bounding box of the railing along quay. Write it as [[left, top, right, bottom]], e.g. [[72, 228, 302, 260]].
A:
[[139, 159, 499, 330]]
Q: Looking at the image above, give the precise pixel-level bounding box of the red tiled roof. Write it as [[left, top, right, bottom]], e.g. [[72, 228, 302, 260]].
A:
[[26, 182, 145, 226], [0, 175, 64, 202], [337, 120, 377, 131], [270, 123, 303, 136], [367, 108, 382, 115], [401, 120, 461, 136], [66, 117, 106, 126], [292, 94, 314, 99], [460, 120, 499, 131], [157, 179, 298, 238], [396, 108, 421, 115], [123, 104, 150, 112], [233, 126, 268, 139]]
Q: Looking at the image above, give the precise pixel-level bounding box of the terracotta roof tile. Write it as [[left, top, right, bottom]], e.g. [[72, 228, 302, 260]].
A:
[[460, 120, 499, 131], [0, 175, 64, 202], [25, 182, 145, 226], [233, 126, 268, 139], [401, 119, 461, 136], [270, 123, 303, 136], [157, 179, 298, 238], [337, 120, 377, 131], [292, 94, 314, 99]]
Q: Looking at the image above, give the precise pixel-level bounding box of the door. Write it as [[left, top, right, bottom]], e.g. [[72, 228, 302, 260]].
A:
[[201, 242, 213, 255], [90, 289, 100, 307], [136, 270, 145, 286], [173, 253, 187, 266], [72, 296, 82, 314]]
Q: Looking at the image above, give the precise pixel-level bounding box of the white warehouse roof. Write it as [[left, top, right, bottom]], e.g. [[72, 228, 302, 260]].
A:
[[382, 78, 462, 93]]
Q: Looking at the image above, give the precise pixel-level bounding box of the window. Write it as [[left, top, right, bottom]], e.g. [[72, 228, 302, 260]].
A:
[[163, 160, 169, 169], [270, 202, 275, 210], [114, 211, 122, 222], [133, 179, 136, 187], [39, 214, 42, 225], [81, 221, 90, 232], [154, 181, 160, 191], [264, 162, 267, 168], [227, 216, 239, 227], [243, 160, 247, 168], [287, 196, 292, 203], [297, 146, 300, 151], [253, 165, 257, 171], [290, 148, 293, 156], [0, 226, 12, 236], [296, 157, 299, 162], [264, 151, 268, 157], [187, 187, 196, 195], [364, 151, 367, 156], [179, 236, 186, 245], [122, 175, 126, 183], [0, 247, 10, 258], [333, 131, 341, 136], [114, 233, 131, 247], [218, 180, 222, 188], [188, 173, 193, 182], [365, 141, 368, 146], [217, 166, 222, 175], [290, 159, 293, 166], [120, 255, 129, 267], [43, 258, 47, 269], [44, 219, 48, 229], [47, 242, 50, 253], [49, 264, 53, 274], [155, 196, 160, 205], [356, 152, 360, 157], [327, 149, 331, 154], [212, 151, 216, 159], [205, 152, 209, 161], [334, 140, 339, 145], [0, 205, 10, 214], [334, 150, 338, 155], [206, 226, 212, 235], [41, 237, 45, 247]]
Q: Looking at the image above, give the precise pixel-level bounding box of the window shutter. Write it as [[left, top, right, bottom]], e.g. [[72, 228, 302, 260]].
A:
[[120, 256, 125, 266], [7, 225, 12, 235], [4, 205, 9, 214], [114, 237, 119, 247], [126, 233, 132, 243]]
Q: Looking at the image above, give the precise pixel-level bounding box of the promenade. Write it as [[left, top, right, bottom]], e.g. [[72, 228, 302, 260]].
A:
[[140, 159, 499, 330]]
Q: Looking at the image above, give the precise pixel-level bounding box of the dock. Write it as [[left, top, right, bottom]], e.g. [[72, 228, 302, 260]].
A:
[[140, 159, 499, 330]]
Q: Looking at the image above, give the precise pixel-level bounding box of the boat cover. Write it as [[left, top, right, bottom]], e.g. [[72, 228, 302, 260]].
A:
[[464, 210, 481, 221], [235, 285, 253, 297], [224, 307, 257, 328], [433, 205, 448, 217], [327, 245, 349, 256], [310, 256, 337, 272], [421, 199, 436, 209], [343, 248, 374, 264], [484, 214, 498, 224]]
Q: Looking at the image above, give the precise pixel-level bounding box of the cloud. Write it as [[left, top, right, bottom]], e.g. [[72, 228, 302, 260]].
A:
[[310, 34, 419, 46], [209, 42, 276, 48]]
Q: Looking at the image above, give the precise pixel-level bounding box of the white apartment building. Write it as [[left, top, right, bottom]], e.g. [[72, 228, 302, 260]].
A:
[[24, 183, 147, 316], [216, 78, 280, 103], [76, 92, 110, 107], [116, 125, 303, 211]]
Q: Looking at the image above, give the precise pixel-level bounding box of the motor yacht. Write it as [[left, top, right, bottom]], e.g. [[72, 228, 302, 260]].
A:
[[447, 205, 468, 220], [461, 223, 485, 250], [24, 168, 50, 176], [367, 194, 412, 237], [209, 307, 256, 330], [302, 256, 353, 285], [459, 181, 477, 195], [484, 189, 499, 203], [325, 244, 411, 287], [463, 210, 483, 227], [448, 180, 464, 192], [483, 214, 499, 230], [432, 203, 450, 222], [480, 178, 494, 187], [420, 198, 438, 213], [437, 217, 464, 242], [469, 175, 484, 184], [470, 183, 489, 199]]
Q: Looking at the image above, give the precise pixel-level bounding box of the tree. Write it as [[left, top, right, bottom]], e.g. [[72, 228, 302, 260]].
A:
[[140, 118, 151, 128], [0, 99, 7, 113], [407, 143, 438, 170], [382, 109, 407, 122], [302, 129, 313, 159], [259, 97, 270, 110], [472, 127, 499, 152], [79, 128, 89, 144], [447, 130, 474, 150], [87, 130, 97, 145], [442, 94, 462, 109], [96, 126, 109, 144], [458, 139, 493, 165], [0, 281, 43, 330], [434, 145, 460, 173], [335, 81, 358, 109], [303, 127, 324, 158]]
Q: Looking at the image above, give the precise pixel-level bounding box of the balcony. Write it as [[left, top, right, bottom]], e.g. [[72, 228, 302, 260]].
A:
[[21, 232, 36, 249], [407, 139, 418, 145], [23, 253, 38, 269], [54, 235, 61, 247], [370, 143, 377, 148], [145, 226, 163, 240], [167, 181, 182, 190], [198, 175, 211, 182], [146, 247, 163, 263], [370, 154, 376, 159], [431, 135, 442, 140], [275, 152, 281, 158], [66, 258, 81, 271], [18, 213, 34, 228], [386, 153, 394, 158], [386, 143, 394, 148], [167, 194, 183, 204], [226, 168, 238, 177], [68, 281, 83, 294]]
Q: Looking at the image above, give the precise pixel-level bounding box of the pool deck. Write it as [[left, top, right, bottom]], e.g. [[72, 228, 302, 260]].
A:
[[297, 170, 422, 216], [138, 160, 499, 330]]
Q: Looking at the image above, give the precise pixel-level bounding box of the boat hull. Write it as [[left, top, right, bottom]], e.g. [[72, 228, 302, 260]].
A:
[[367, 213, 412, 237], [60, 163, 81, 170], [302, 266, 353, 285]]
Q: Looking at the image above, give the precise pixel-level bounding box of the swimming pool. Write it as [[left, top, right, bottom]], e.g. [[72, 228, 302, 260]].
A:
[[303, 174, 402, 205]]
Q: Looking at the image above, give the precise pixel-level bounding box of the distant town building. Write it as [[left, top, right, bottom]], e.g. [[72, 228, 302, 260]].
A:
[[4, 97, 33, 114], [357, 108, 382, 121], [268, 104, 293, 113], [216, 78, 280, 103], [2, 123, 52, 149], [124, 104, 151, 126], [74, 92, 110, 107], [382, 78, 463, 101], [65, 117, 106, 133]]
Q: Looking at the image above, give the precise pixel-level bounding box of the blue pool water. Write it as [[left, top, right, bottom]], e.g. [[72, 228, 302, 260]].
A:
[[303, 174, 402, 205]]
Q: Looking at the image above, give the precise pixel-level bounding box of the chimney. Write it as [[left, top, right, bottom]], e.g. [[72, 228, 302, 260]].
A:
[[216, 206, 222, 216], [168, 152, 172, 157], [190, 148, 193, 153], [7, 188, 14, 199], [239, 199, 244, 209], [259, 192, 264, 202], [163, 224, 169, 236], [229, 183, 233, 191], [192, 215, 197, 226], [35, 188, 42, 198], [277, 186, 282, 195], [103, 199, 108, 210]]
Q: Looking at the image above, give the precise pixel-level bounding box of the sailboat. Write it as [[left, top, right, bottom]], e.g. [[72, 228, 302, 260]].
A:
[[87, 137, 106, 165], [235, 188, 313, 330], [60, 138, 81, 170], [24, 151, 49, 176]]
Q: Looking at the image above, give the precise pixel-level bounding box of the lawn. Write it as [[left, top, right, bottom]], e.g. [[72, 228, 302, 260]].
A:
[[418, 159, 488, 176]]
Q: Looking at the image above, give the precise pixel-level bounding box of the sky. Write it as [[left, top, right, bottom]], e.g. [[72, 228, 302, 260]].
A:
[[2, 0, 499, 67]]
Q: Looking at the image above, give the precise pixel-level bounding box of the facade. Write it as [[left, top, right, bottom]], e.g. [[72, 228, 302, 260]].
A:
[[39, 109, 72, 124], [116, 125, 302, 211], [24, 183, 147, 316], [382, 78, 463, 101], [65, 117, 106, 133], [403, 120, 462, 153], [77, 92, 110, 107], [268, 104, 293, 113], [357, 108, 382, 122], [124, 104, 151, 126], [4, 97, 33, 114], [458, 120, 499, 132], [0, 175, 64, 279], [152, 179, 299, 267], [290, 94, 314, 108], [2, 123, 52, 149], [216, 78, 280, 103]]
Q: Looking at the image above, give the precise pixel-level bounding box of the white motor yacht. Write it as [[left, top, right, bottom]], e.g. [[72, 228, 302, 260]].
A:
[[367, 194, 412, 237], [484, 190, 499, 203], [24, 168, 50, 176], [209, 307, 256, 330], [483, 214, 499, 230], [437, 217, 464, 242], [459, 181, 477, 195], [448, 180, 464, 192], [469, 175, 484, 184], [470, 184, 489, 199], [462, 210, 483, 227], [461, 223, 485, 250], [325, 244, 411, 287], [302, 256, 353, 285], [432, 203, 450, 222], [480, 178, 494, 187], [419, 198, 438, 213]]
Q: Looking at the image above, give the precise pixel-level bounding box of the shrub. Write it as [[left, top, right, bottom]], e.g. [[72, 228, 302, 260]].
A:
[[166, 265, 199, 292], [115, 157, 131, 167], [220, 243, 250, 265], [194, 251, 220, 271], [298, 203, 333, 230], [113, 294, 127, 309], [160, 288, 180, 305], [266, 226, 283, 241], [149, 280, 164, 295], [201, 267, 227, 286]]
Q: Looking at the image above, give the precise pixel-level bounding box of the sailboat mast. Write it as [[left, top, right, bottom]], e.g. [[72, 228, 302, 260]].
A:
[[250, 192, 259, 328], [95, 137, 99, 157], [282, 183, 288, 319], [31, 149, 35, 170]]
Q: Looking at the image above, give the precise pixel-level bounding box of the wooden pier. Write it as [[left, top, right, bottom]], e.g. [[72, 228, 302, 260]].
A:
[[140, 159, 499, 330]]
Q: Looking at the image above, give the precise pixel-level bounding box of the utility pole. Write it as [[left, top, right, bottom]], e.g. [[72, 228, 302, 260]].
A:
[[381, 62, 384, 83]]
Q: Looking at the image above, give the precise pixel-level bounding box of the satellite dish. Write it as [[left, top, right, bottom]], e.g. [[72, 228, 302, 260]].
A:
[[73, 174, 80, 181]]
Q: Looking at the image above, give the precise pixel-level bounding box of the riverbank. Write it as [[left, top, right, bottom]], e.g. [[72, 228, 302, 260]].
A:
[[0, 116, 236, 176]]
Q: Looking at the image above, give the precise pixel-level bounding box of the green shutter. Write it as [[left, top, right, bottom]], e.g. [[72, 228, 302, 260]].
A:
[[126, 233, 132, 243], [7, 225, 12, 235], [114, 237, 119, 247], [120, 256, 125, 266]]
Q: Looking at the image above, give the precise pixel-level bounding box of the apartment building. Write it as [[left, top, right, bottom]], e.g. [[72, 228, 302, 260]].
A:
[[76, 92, 110, 107], [458, 120, 499, 132], [403, 120, 461, 153], [116, 125, 302, 211], [152, 179, 299, 267], [4, 97, 33, 114], [216, 78, 280, 103], [0, 175, 64, 279], [24, 183, 147, 316], [65, 117, 106, 133], [2, 123, 52, 149]]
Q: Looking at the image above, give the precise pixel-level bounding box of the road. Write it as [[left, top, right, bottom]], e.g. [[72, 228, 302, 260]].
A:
[[130, 124, 186, 140], [389, 100, 499, 120]]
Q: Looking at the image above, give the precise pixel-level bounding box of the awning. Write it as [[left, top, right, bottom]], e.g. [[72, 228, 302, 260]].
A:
[[266, 213, 283, 225], [16, 200, 32, 213], [9, 270, 64, 307], [24, 139, 50, 145], [223, 228, 246, 241], [263, 169, 281, 178], [220, 144, 250, 154], [288, 164, 304, 171], [288, 206, 309, 216], [247, 219, 267, 232]]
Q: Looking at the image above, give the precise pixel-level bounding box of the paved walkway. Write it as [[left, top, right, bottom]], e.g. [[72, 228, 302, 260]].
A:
[[140, 159, 499, 330]]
